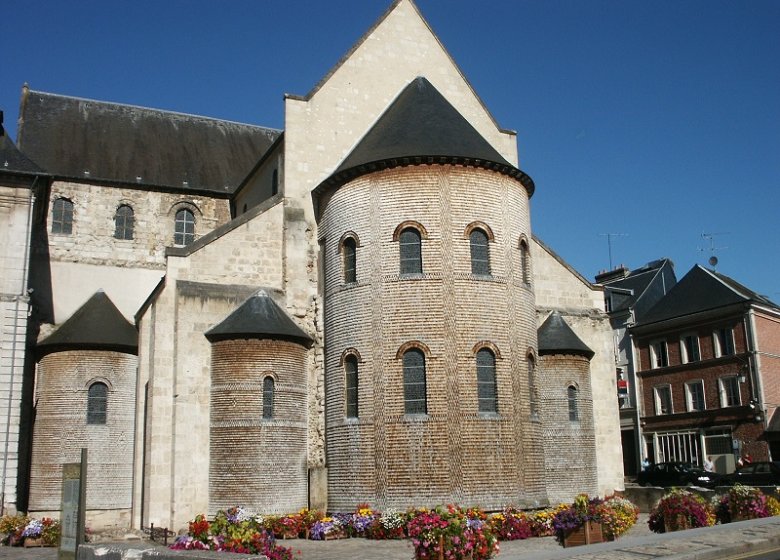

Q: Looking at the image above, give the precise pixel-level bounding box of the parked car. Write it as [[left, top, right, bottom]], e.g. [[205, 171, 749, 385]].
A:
[[636, 462, 722, 488], [723, 461, 780, 487]]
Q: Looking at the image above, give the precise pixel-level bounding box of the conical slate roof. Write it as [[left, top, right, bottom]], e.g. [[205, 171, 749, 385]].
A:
[[316, 77, 534, 197], [205, 290, 313, 346], [37, 291, 137, 357], [537, 311, 594, 359]]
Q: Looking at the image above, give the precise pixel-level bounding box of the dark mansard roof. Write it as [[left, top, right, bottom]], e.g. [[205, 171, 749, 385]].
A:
[[37, 291, 138, 357], [315, 77, 535, 198], [205, 290, 313, 346], [637, 265, 779, 327], [537, 311, 595, 359], [16, 88, 280, 194]]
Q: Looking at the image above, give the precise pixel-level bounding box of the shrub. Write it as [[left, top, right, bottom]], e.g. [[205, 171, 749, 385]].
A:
[[648, 489, 715, 533], [406, 505, 499, 560], [600, 496, 639, 540], [487, 507, 532, 541], [714, 484, 773, 523]]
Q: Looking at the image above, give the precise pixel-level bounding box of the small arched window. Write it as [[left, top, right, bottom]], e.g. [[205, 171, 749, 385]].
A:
[[345, 355, 359, 418], [262, 376, 274, 419], [520, 239, 531, 285], [114, 204, 135, 240], [174, 208, 195, 246], [343, 237, 357, 284], [87, 382, 108, 425], [470, 229, 490, 275], [403, 348, 427, 414], [52, 197, 74, 234], [568, 385, 579, 421], [399, 228, 422, 275], [476, 348, 497, 413]]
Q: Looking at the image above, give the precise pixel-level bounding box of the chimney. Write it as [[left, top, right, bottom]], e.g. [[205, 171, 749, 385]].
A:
[[595, 264, 630, 285]]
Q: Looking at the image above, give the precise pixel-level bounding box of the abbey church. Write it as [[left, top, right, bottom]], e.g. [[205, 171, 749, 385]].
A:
[[0, 0, 623, 530]]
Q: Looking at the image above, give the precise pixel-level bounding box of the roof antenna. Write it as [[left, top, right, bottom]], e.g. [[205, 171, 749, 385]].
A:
[[599, 233, 628, 270], [699, 232, 729, 270]]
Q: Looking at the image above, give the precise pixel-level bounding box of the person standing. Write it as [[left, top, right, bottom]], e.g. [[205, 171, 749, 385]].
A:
[[703, 456, 714, 472]]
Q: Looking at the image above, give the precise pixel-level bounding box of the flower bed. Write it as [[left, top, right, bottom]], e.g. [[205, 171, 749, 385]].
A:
[[648, 489, 715, 533], [713, 484, 778, 523], [0, 515, 60, 547]]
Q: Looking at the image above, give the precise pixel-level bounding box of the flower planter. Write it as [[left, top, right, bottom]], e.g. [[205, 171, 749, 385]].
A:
[[563, 521, 604, 547], [277, 528, 299, 539], [323, 530, 347, 540], [24, 537, 50, 547], [663, 515, 690, 533]]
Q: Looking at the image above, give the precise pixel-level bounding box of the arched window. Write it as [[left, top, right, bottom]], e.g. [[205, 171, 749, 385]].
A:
[[345, 355, 359, 418], [114, 204, 134, 240], [403, 348, 427, 414], [343, 237, 357, 284], [568, 385, 579, 421], [87, 382, 108, 425], [272, 169, 279, 196], [174, 208, 195, 246], [399, 228, 422, 275], [52, 197, 74, 234], [262, 376, 274, 419], [476, 348, 497, 413], [528, 354, 538, 417], [470, 229, 490, 275], [520, 239, 531, 285]]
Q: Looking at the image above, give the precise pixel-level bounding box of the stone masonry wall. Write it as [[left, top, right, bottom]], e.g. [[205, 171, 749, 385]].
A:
[[538, 354, 598, 504], [210, 339, 308, 515], [320, 165, 545, 511], [532, 240, 624, 497], [29, 350, 137, 528]]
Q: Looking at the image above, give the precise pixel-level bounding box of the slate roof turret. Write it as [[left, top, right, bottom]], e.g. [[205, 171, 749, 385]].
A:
[[205, 290, 313, 347], [315, 77, 534, 203], [37, 291, 137, 357], [537, 311, 595, 359]]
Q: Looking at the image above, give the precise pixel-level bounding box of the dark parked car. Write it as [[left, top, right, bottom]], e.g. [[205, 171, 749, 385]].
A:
[[636, 462, 721, 488], [723, 461, 780, 487]]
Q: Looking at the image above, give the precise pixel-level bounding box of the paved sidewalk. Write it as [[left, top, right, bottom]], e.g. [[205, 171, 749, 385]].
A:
[[1, 515, 779, 560]]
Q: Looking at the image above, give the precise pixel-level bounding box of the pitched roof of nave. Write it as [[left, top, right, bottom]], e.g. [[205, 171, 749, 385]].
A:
[[537, 311, 595, 359], [316, 77, 535, 198], [204, 290, 313, 347], [0, 111, 45, 176], [36, 290, 138, 357], [16, 86, 280, 195]]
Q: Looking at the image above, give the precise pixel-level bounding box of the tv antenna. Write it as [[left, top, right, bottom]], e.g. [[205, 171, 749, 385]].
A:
[[699, 232, 729, 269], [599, 233, 628, 270]]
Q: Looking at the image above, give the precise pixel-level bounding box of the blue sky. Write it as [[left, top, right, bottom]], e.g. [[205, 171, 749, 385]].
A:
[[3, 0, 779, 299]]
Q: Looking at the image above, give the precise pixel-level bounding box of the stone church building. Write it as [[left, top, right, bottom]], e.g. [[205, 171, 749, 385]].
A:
[[0, 0, 623, 530]]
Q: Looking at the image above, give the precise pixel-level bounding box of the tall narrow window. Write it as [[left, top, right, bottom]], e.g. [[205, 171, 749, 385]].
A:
[[714, 328, 735, 357], [650, 340, 669, 369], [654, 385, 673, 415], [719, 376, 741, 408], [174, 208, 195, 246], [403, 348, 427, 414], [520, 239, 531, 285], [345, 355, 359, 418], [87, 382, 108, 425], [686, 380, 706, 412], [681, 334, 700, 363], [114, 204, 135, 240], [470, 229, 490, 275], [567, 385, 578, 421], [528, 354, 538, 417], [262, 376, 274, 419], [343, 237, 357, 284], [272, 169, 279, 196], [399, 228, 422, 275], [476, 348, 497, 413], [52, 197, 74, 234]]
